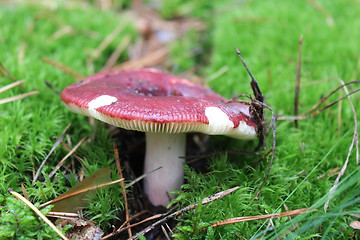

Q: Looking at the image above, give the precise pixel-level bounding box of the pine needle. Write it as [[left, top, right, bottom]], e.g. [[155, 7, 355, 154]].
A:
[[8, 189, 69, 240], [0, 90, 39, 105]]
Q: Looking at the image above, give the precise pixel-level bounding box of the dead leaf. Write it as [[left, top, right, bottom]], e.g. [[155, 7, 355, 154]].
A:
[[51, 167, 112, 213]]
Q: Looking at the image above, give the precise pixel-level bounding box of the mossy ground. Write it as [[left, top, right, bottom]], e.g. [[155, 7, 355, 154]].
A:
[[1, 0, 359, 239]]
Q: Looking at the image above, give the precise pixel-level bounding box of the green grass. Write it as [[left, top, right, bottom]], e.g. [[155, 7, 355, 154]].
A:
[[1, 0, 359, 239]]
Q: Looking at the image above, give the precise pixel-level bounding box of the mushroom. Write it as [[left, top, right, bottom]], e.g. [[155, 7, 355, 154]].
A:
[[61, 68, 257, 207]]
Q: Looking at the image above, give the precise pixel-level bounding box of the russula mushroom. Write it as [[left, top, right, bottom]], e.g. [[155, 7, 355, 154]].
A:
[[61, 68, 257, 207]]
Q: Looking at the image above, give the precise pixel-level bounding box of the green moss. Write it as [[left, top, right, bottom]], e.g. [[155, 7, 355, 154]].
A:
[[0, 196, 60, 239], [1, 0, 359, 238]]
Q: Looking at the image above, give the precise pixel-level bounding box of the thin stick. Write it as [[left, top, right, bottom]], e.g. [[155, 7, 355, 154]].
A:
[[48, 137, 87, 178], [39, 178, 124, 208], [103, 214, 163, 239], [8, 189, 69, 240], [113, 144, 132, 237], [60, 142, 85, 165], [0, 90, 39, 105], [128, 186, 240, 239], [102, 211, 152, 239], [21, 184, 29, 200], [277, 87, 360, 121], [199, 208, 315, 232], [302, 80, 360, 116], [251, 148, 272, 168], [125, 166, 162, 189], [33, 123, 71, 184], [277, 80, 360, 121], [0, 62, 16, 81], [324, 79, 358, 212], [41, 57, 84, 80], [294, 35, 303, 128], [47, 212, 79, 218], [91, 23, 128, 60], [101, 35, 132, 71], [0, 79, 26, 93], [113, 47, 169, 70]]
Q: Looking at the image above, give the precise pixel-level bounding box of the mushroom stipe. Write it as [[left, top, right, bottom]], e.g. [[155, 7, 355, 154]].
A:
[[61, 67, 259, 207]]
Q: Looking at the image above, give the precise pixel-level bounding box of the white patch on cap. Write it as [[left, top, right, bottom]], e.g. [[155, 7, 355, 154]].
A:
[[204, 106, 256, 139], [205, 107, 234, 134], [88, 95, 117, 109], [88, 95, 117, 121]]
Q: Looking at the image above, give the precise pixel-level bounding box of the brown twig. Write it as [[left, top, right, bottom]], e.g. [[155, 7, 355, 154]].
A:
[[0, 62, 16, 81], [101, 35, 132, 71], [20, 184, 29, 200], [113, 144, 132, 238], [124, 166, 162, 189], [90, 22, 128, 60], [101, 210, 153, 239], [41, 57, 84, 80], [302, 80, 360, 116], [48, 137, 87, 178], [234, 47, 277, 199], [294, 35, 303, 128], [251, 148, 273, 168], [234, 47, 266, 150], [277, 81, 360, 121], [112, 46, 169, 70], [102, 214, 163, 239]]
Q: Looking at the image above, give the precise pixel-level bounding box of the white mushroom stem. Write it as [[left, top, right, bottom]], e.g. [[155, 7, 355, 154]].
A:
[[143, 132, 186, 207]]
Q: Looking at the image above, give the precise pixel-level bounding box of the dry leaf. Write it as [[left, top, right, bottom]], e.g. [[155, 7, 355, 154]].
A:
[[51, 167, 112, 213]]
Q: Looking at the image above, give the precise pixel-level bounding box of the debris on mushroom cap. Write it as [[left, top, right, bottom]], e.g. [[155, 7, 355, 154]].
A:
[[61, 68, 257, 139]]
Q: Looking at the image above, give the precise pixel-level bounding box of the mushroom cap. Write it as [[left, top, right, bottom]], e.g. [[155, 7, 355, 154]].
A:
[[61, 68, 256, 139]]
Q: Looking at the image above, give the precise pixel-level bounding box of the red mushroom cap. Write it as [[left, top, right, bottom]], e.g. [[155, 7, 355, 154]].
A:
[[61, 68, 256, 139]]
